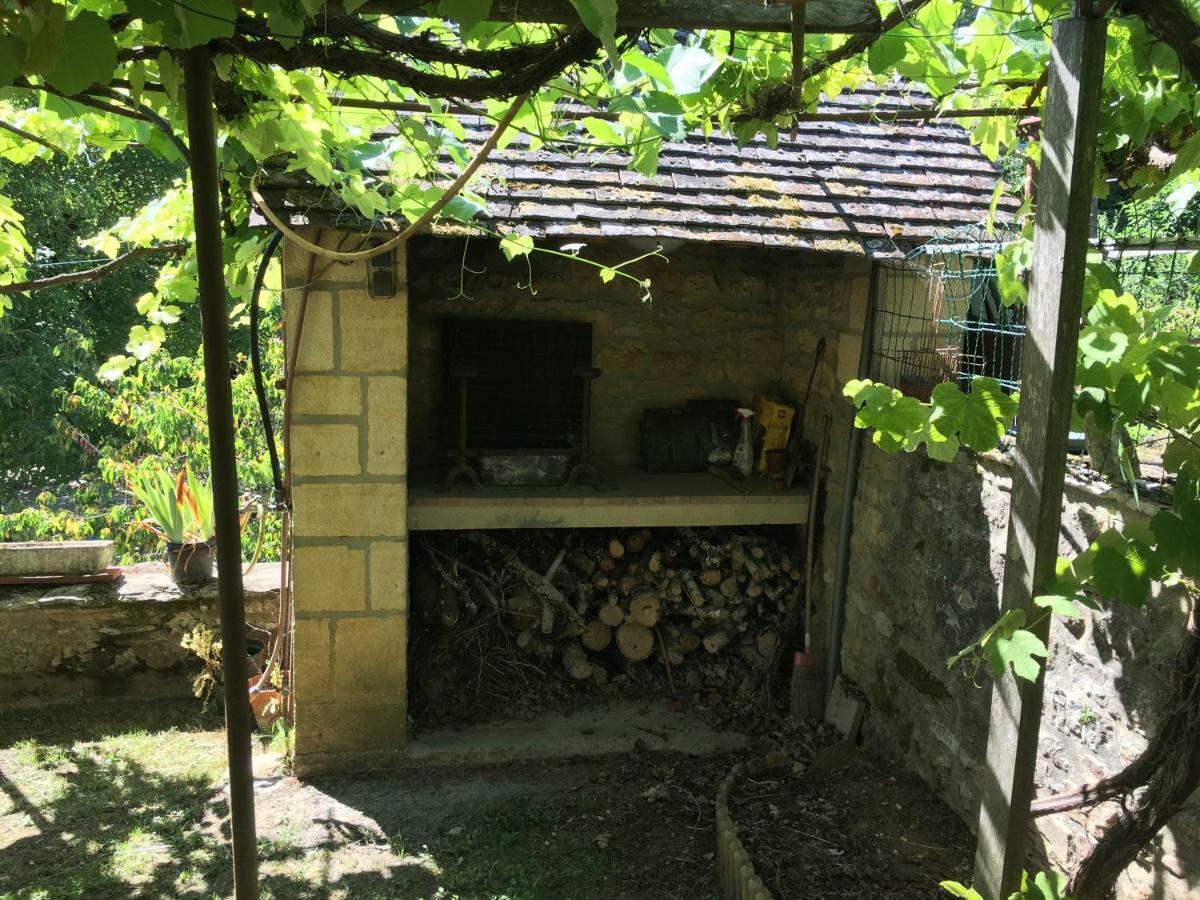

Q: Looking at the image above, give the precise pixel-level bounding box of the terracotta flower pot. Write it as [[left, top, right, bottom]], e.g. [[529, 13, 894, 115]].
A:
[[248, 676, 282, 730]]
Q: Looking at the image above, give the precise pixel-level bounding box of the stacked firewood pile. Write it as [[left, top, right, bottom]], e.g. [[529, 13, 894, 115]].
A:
[[411, 526, 802, 713]]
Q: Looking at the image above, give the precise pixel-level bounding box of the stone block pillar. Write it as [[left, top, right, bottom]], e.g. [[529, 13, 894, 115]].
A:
[[281, 234, 409, 774]]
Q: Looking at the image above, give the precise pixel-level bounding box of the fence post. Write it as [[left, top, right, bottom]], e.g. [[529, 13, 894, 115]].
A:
[[971, 11, 1107, 898]]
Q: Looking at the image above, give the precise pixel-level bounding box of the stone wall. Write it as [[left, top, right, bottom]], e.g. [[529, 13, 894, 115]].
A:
[[407, 236, 854, 471], [283, 231, 874, 773], [0, 564, 278, 709], [841, 447, 1199, 899], [283, 232, 410, 774]]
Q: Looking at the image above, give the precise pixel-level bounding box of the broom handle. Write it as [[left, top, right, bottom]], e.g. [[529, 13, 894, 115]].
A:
[[803, 415, 832, 652]]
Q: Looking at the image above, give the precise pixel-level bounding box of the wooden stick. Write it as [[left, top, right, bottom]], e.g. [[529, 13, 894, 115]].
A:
[[464, 531, 584, 626]]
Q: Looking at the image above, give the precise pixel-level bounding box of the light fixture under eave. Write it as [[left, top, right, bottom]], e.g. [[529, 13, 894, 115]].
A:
[[367, 241, 397, 298]]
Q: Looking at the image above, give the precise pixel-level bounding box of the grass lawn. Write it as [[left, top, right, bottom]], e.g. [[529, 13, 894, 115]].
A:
[[0, 702, 725, 899]]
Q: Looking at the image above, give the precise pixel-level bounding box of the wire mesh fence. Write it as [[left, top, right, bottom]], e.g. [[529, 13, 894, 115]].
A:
[[870, 226, 1024, 398], [869, 204, 1200, 406], [1097, 200, 1200, 338]]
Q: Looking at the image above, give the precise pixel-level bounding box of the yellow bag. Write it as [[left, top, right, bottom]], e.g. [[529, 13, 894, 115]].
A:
[[753, 396, 795, 474]]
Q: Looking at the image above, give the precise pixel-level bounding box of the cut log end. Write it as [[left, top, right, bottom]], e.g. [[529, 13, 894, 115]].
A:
[[616, 622, 654, 661], [703, 630, 732, 654], [582, 619, 613, 651], [629, 591, 661, 628], [598, 602, 625, 628]]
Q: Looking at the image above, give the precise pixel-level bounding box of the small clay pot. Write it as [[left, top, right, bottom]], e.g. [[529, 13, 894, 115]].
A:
[[765, 448, 789, 480], [166, 541, 212, 584]]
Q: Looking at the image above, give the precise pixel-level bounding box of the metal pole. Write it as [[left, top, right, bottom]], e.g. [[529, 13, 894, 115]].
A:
[[181, 45, 259, 898]]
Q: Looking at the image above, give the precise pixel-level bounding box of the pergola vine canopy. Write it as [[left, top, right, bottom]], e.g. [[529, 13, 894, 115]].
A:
[[2, 0, 1199, 337]]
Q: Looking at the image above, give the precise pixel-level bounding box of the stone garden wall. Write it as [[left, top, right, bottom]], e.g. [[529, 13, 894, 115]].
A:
[[841, 447, 1199, 899], [0, 563, 279, 709]]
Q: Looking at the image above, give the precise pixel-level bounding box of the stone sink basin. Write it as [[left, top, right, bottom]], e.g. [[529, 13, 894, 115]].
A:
[[0, 540, 115, 577]]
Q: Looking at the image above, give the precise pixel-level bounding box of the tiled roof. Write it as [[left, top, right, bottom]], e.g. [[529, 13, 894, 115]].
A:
[[259, 84, 1018, 255]]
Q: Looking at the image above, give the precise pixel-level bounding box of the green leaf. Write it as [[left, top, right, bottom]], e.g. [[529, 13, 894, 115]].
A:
[[868, 35, 908, 74], [1078, 325, 1129, 368], [98, 355, 135, 381], [1030, 870, 1069, 900], [19, 1, 66, 75], [568, 0, 619, 61], [985, 627, 1048, 682], [939, 882, 984, 900], [1112, 373, 1149, 418], [44, 12, 117, 96], [844, 380, 929, 453], [928, 377, 1017, 452], [437, 0, 492, 32], [664, 45, 718, 95], [0, 35, 25, 88], [253, 0, 310, 46], [631, 136, 661, 177], [922, 420, 962, 462], [158, 51, 182, 103], [499, 232, 534, 260], [581, 116, 622, 145], [1151, 504, 1200, 578], [599, 267, 617, 283], [1091, 540, 1151, 607], [128, 0, 237, 48], [1033, 594, 1084, 619], [996, 237, 1032, 306], [1167, 131, 1200, 183]]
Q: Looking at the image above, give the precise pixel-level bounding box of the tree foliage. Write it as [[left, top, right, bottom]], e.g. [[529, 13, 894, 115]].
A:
[[0, 150, 181, 491]]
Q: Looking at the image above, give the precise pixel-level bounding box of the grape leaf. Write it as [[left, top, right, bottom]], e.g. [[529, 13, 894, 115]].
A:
[[19, 1, 65, 75], [44, 12, 117, 96], [568, 0, 619, 61], [868, 35, 908, 75], [938, 882, 983, 900], [984, 627, 1047, 682], [1151, 504, 1200, 578], [631, 136, 661, 177], [1091, 541, 1151, 606], [928, 377, 1017, 452], [1033, 594, 1084, 619], [127, 0, 237, 48], [437, 0, 493, 32], [499, 232, 534, 260], [664, 45, 719, 95], [844, 380, 927, 452], [0, 35, 25, 88]]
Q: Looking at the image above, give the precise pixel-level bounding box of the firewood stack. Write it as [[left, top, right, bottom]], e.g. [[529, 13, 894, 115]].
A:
[[414, 526, 801, 708]]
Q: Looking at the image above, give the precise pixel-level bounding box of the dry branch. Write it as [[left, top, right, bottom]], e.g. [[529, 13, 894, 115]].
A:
[[0, 244, 189, 295]]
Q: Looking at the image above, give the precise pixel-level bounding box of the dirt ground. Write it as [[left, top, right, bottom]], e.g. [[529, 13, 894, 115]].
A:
[[731, 744, 975, 898], [0, 701, 973, 899]]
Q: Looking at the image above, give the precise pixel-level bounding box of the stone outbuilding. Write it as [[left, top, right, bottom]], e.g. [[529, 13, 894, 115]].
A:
[[261, 84, 1019, 771]]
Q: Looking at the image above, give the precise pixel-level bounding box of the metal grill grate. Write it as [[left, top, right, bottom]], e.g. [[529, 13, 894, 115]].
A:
[[440, 318, 592, 452]]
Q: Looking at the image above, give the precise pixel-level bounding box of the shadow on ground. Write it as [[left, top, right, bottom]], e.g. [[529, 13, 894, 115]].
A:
[[0, 702, 725, 899]]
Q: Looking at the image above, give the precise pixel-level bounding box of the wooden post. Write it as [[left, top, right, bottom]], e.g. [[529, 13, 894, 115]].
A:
[[972, 12, 1107, 899], [791, 0, 807, 107]]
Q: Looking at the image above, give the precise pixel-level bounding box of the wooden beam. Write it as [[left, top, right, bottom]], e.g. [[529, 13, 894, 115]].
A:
[[972, 13, 1107, 900], [791, 0, 807, 106], [365, 0, 882, 34]]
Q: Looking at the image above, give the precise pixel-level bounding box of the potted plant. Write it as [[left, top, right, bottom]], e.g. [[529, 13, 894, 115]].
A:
[[130, 465, 215, 584]]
